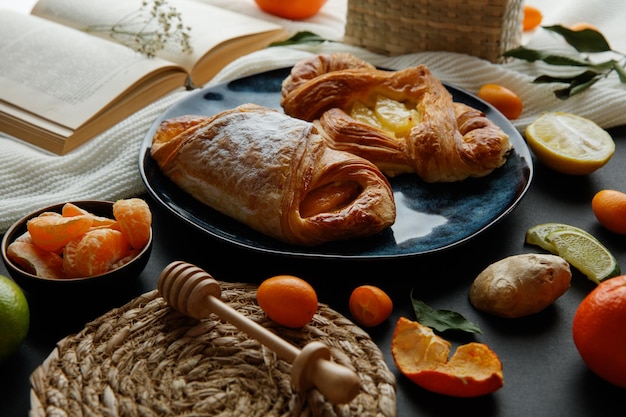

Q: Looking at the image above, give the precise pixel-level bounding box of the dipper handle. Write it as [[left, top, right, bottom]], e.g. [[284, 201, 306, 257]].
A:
[[158, 261, 360, 404]]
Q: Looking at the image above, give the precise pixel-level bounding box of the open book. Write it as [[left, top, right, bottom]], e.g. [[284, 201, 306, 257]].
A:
[[0, 0, 288, 154]]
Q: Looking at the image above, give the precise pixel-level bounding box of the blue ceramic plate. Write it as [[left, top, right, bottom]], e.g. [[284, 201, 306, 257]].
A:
[[139, 68, 532, 259]]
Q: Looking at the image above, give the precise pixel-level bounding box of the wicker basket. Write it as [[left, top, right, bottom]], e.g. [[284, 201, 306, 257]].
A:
[[29, 285, 397, 417], [344, 0, 524, 62]]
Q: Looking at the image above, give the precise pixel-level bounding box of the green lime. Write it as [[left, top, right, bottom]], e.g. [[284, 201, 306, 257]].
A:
[[0, 274, 30, 361], [525, 222, 596, 253], [546, 230, 620, 284]]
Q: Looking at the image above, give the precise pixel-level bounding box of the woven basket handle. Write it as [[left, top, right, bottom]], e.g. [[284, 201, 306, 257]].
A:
[[158, 261, 361, 404]]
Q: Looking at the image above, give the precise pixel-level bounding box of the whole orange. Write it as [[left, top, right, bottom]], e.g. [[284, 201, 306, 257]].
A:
[[349, 285, 393, 327], [256, 275, 318, 328], [253, 0, 327, 20], [572, 275, 626, 387], [591, 189, 626, 234], [522, 5, 543, 31], [477, 84, 523, 120]]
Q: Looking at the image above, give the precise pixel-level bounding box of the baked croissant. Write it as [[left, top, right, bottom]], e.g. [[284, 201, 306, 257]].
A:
[[151, 103, 395, 246], [281, 53, 512, 183]]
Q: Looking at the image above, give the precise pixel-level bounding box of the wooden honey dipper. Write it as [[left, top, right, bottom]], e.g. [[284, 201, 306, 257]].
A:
[[157, 261, 361, 404]]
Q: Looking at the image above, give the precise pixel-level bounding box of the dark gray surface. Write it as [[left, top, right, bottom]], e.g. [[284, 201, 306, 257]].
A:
[[2, 126, 625, 417]]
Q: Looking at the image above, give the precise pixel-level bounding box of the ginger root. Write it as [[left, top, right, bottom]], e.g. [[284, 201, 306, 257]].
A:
[[469, 254, 571, 318]]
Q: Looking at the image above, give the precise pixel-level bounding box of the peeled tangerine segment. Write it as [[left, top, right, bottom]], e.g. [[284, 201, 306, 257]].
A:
[[69, 228, 130, 277], [391, 317, 504, 397], [7, 241, 65, 279], [61, 202, 117, 228], [112, 198, 152, 249], [27, 214, 93, 252]]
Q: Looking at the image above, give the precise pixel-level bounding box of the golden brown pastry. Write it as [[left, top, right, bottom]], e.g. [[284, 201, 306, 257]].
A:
[[281, 53, 512, 183], [151, 104, 395, 246]]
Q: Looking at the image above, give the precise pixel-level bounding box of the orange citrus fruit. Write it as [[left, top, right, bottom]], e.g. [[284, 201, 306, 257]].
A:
[[6, 241, 65, 279], [71, 228, 131, 277], [349, 285, 393, 327], [525, 112, 615, 175], [391, 317, 504, 397], [591, 189, 626, 234], [253, 0, 327, 20], [256, 275, 318, 328], [27, 214, 93, 252], [112, 198, 152, 249], [572, 275, 626, 387], [62, 202, 116, 228], [477, 84, 523, 120], [523, 5, 543, 31], [7, 199, 152, 279]]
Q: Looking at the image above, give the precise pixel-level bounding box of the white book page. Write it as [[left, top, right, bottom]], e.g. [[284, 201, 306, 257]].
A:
[[31, 0, 284, 73], [0, 11, 179, 130]]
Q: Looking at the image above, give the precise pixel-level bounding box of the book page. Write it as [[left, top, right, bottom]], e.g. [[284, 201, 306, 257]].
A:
[[31, 0, 286, 84], [0, 11, 183, 130]]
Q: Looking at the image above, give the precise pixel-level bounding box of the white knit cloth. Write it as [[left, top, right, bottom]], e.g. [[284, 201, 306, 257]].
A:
[[2, 0, 626, 233]]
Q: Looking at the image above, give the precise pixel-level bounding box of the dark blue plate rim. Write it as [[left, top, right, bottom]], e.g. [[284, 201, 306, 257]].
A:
[[139, 67, 533, 260]]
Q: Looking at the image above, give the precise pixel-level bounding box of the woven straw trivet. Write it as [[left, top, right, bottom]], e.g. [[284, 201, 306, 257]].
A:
[[29, 283, 397, 417]]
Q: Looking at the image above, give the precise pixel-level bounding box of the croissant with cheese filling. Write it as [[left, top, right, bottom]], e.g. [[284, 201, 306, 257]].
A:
[[151, 103, 395, 246], [281, 53, 512, 183]]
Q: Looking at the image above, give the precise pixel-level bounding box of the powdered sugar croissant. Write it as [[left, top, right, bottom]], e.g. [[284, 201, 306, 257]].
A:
[[281, 53, 512, 183], [151, 104, 395, 246]]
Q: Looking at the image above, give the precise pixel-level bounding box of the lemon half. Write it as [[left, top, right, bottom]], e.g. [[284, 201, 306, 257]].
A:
[[525, 112, 615, 175]]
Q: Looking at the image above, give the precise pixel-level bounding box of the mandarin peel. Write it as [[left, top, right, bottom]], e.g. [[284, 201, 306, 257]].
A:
[[391, 317, 503, 397]]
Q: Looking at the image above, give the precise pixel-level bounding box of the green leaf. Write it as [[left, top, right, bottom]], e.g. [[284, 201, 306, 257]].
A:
[[533, 70, 602, 85], [269, 31, 330, 47], [501, 46, 546, 62], [543, 25, 612, 53], [534, 70, 604, 99], [502, 46, 591, 66], [410, 290, 482, 334]]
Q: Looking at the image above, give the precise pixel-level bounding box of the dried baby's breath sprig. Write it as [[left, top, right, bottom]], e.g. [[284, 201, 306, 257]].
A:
[[503, 25, 626, 99], [86, 0, 193, 57]]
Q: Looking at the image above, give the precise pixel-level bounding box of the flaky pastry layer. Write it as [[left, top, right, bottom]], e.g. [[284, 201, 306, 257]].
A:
[[281, 53, 512, 183], [151, 104, 395, 246]]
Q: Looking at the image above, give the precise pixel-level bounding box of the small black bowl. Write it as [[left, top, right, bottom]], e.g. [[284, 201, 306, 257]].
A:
[[1, 200, 152, 296]]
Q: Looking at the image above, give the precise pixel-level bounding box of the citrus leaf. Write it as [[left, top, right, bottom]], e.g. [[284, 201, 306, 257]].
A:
[[410, 290, 482, 334], [502, 46, 591, 66], [269, 31, 330, 47], [543, 25, 612, 53], [533, 71, 604, 99]]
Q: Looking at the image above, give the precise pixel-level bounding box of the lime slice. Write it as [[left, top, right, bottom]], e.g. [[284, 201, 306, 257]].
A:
[[545, 230, 620, 283], [525, 112, 615, 175], [525, 222, 596, 253]]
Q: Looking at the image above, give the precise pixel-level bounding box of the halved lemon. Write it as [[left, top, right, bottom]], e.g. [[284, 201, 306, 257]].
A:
[[525, 112, 615, 175]]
